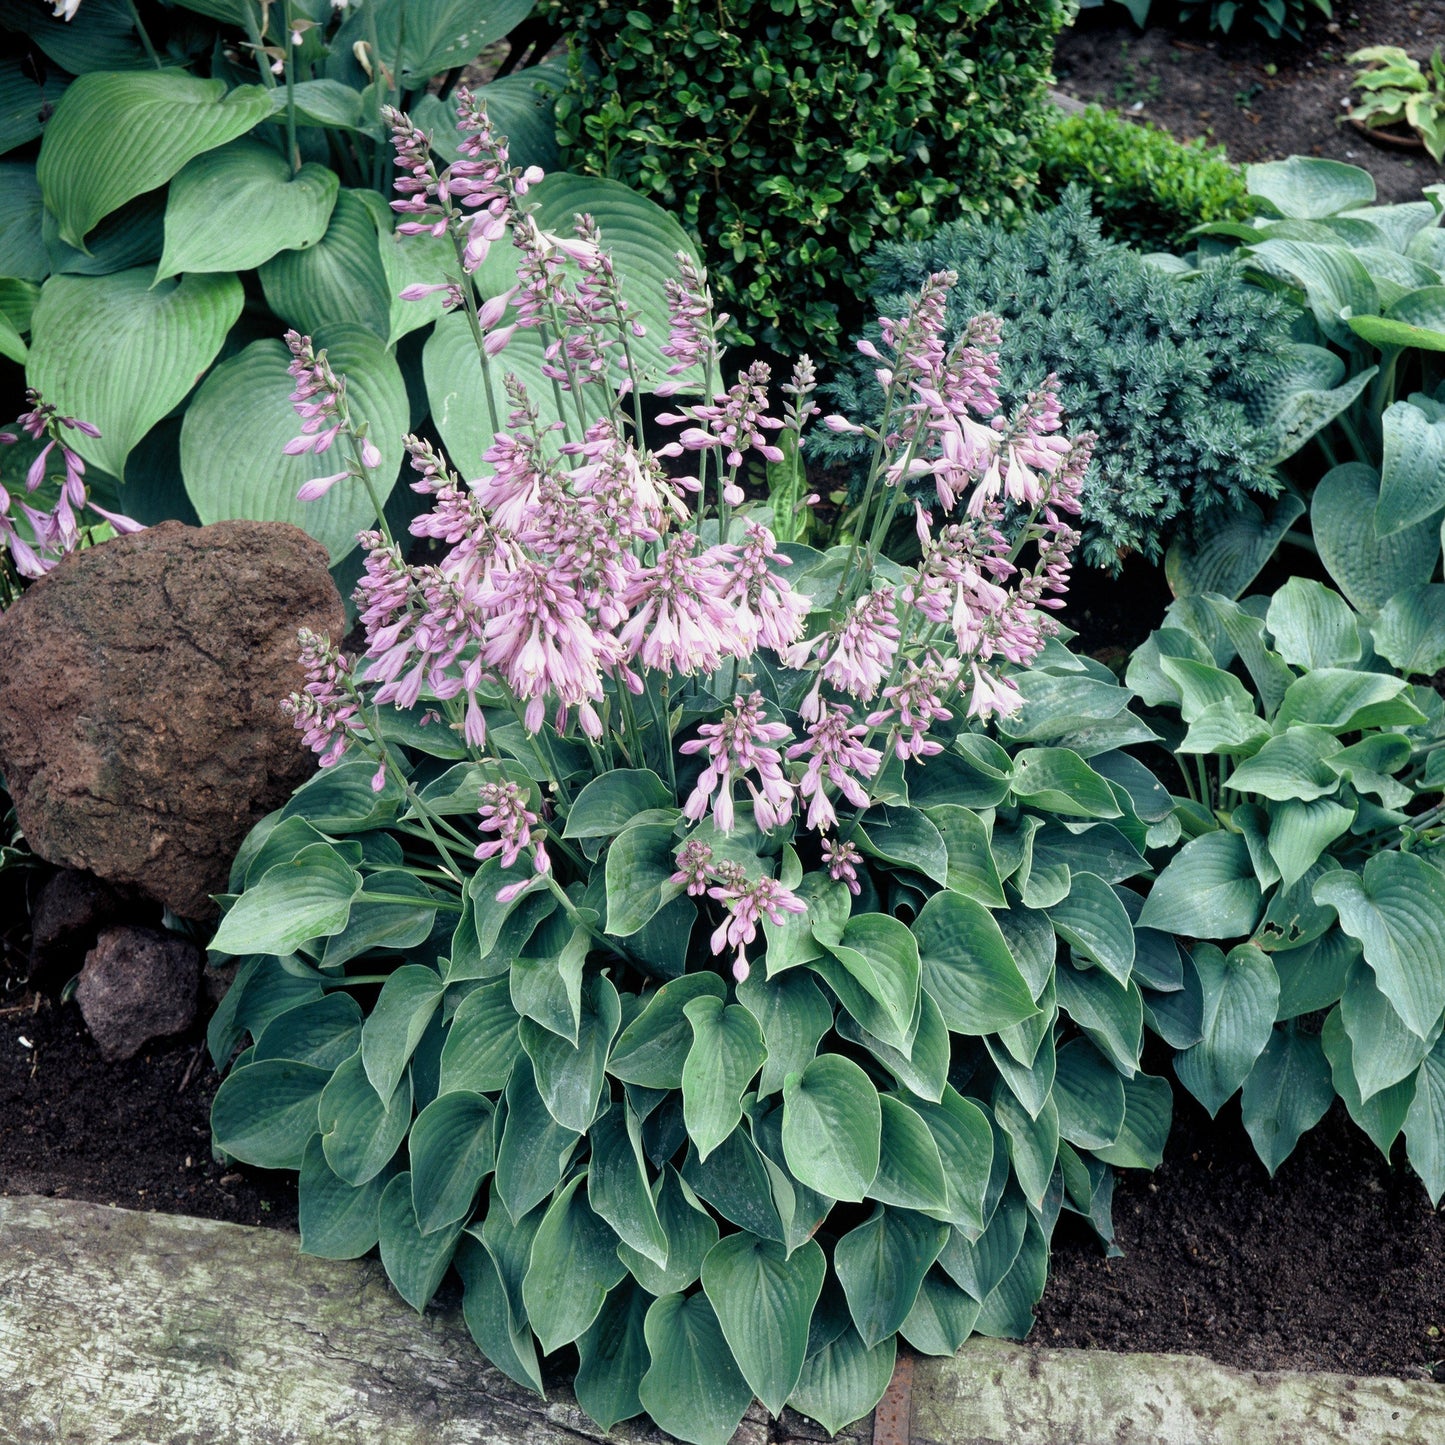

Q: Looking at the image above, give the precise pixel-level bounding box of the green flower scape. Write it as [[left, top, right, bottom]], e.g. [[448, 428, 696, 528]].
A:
[[2, 3, 1444, 1442]]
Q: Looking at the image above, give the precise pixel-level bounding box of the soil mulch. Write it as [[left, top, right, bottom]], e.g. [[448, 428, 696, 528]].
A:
[[1055, 0, 1445, 204], [3, 971, 1441, 1382]]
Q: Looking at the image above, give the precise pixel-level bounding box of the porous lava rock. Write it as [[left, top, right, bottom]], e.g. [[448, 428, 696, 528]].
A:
[[0, 521, 343, 919], [27, 867, 149, 985], [75, 924, 202, 1061]]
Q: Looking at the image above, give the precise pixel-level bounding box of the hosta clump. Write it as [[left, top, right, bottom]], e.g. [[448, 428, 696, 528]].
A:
[[815, 191, 1294, 574], [1127, 580, 1445, 1202], [207, 102, 1178, 1444]]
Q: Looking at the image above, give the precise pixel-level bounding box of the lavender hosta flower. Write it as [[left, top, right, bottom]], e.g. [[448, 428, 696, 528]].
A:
[[785, 702, 881, 833], [724, 522, 809, 656], [474, 778, 550, 875], [283, 331, 344, 458], [657, 252, 725, 395], [656, 361, 787, 488], [281, 629, 361, 768], [669, 838, 716, 897], [618, 534, 746, 678], [680, 691, 795, 834], [867, 655, 957, 761], [821, 837, 863, 896], [792, 585, 902, 715], [706, 863, 807, 981]]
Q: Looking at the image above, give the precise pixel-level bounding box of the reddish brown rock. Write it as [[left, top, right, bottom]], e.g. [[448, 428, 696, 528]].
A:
[[75, 924, 202, 1062], [0, 521, 343, 919]]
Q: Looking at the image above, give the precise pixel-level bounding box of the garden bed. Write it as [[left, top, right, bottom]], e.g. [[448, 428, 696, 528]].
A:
[[4, 988, 1440, 1386], [1055, 0, 1445, 203]]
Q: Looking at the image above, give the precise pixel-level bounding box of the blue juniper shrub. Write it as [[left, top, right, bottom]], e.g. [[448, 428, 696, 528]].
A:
[[816, 190, 1296, 574]]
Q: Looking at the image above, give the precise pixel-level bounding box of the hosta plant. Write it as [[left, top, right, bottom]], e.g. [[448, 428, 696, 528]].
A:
[[1346, 46, 1445, 164], [206, 110, 1177, 1442], [1128, 580, 1445, 1202], [1168, 157, 1445, 606], [0, 0, 598, 578]]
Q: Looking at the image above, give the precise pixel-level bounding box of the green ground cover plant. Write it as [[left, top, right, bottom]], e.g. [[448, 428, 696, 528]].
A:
[[1127, 581, 1445, 1201], [204, 99, 1183, 1441], [1036, 106, 1250, 253], [816, 191, 1294, 574], [1078, 0, 1331, 42], [545, 0, 1072, 358]]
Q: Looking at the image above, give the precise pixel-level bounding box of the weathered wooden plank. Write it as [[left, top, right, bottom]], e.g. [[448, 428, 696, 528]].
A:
[[0, 1196, 862, 1445]]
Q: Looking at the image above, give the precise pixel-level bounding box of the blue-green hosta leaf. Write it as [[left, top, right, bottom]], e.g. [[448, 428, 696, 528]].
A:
[[1247, 341, 1375, 464], [1136, 832, 1262, 941], [606, 973, 725, 1089], [437, 979, 519, 1094], [1240, 1026, 1334, 1176], [211, 843, 361, 957], [781, 1055, 881, 1202], [1274, 927, 1359, 1020], [1225, 726, 1343, 802], [1314, 852, 1445, 1039], [1165, 493, 1306, 603], [619, 1165, 719, 1295], [1055, 962, 1142, 1077], [701, 1233, 825, 1416], [639, 1293, 753, 1445], [737, 967, 833, 1098], [413, 60, 567, 173], [181, 325, 408, 564], [408, 1089, 494, 1234], [37, 71, 271, 248], [913, 890, 1037, 1034], [1178, 702, 1273, 757], [0, 54, 67, 155], [360, 964, 444, 1103], [1093, 1071, 1173, 1170], [159, 139, 339, 279], [1313, 462, 1439, 616], [298, 1133, 397, 1260], [378, 1171, 464, 1312], [1376, 398, 1445, 537], [320, 868, 439, 969], [1267, 797, 1356, 890], [1175, 943, 1280, 1117], [867, 1095, 949, 1212], [1245, 237, 1378, 348], [900, 1268, 983, 1357], [510, 918, 589, 1045], [521, 1174, 627, 1352], [787, 1325, 896, 1437], [1340, 959, 1438, 1101], [992, 1085, 1059, 1206], [836, 989, 949, 1104], [455, 1232, 545, 1393], [923, 804, 1006, 905], [987, 1024, 1056, 1121], [974, 1215, 1049, 1340], [211, 1059, 328, 1170], [1372, 584, 1445, 675], [1265, 577, 1362, 670], [835, 1205, 948, 1349], [821, 913, 921, 1051], [1246, 157, 1376, 219], [604, 820, 685, 938], [856, 806, 949, 884], [563, 769, 674, 838], [681, 996, 766, 1160], [521, 972, 621, 1132], [1009, 748, 1122, 819], [909, 1087, 993, 1235], [1052, 1037, 1126, 1150], [575, 1279, 651, 1433], [1158, 655, 1257, 724], [0, 163, 47, 283], [588, 1101, 667, 1267], [27, 267, 242, 483], [333, 0, 533, 87], [1321, 1006, 1418, 1158], [252, 992, 363, 1070], [1404, 1038, 1445, 1205], [1046, 872, 1135, 985], [318, 1051, 413, 1186]]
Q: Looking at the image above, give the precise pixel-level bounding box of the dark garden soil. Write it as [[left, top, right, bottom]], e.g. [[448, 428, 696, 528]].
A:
[[1055, 0, 1445, 204]]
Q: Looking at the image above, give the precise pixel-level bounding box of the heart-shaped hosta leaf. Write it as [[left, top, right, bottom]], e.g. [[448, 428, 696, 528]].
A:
[[575, 1279, 651, 1432], [158, 139, 339, 278], [868, 1094, 949, 1211], [455, 1226, 545, 1392], [181, 323, 407, 563], [26, 267, 241, 482], [1265, 577, 1362, 671], [1376, 398, 1445, 537], [913, 891, 1037, 1035], [618, 1165, 719, 1296], [521, 1175, 627, 1352], [1372, 584, 1445, 675], [1313, 462, 1439, 615], [1137, 832, 1262, 941], [1321, 1007, 1418, 1158], [318, 1051, 413, 1187], [259, 188, 393, 340], [681, 996, 767, 1160], [1175, 943, 1280, 1116], [408, 1090, 494, 1235], [298, 1134, 397, 1260], [378, 1171, 464, 1312], [1165, 494, 1306, 604], [359, 964, 444, 1104], [521, 973, 621, 1132], [252, 992, 363, 1071], [787, 1324, 896, 1436], [701, 1233, 825, 1415], [211, 1058, 329, 1171], [781, 1054, 881, 1202], [1093, 1071, 1173, 1170], [638, 1292, 753, 1445], [835, 1205, 948, 1348], [210, 842, 361, 957], [1246, 157, 1376, 219], [38, 71, 271, 248], [1239, 1026, 1334, 1175], [1315, 853, 1445, 1039]]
